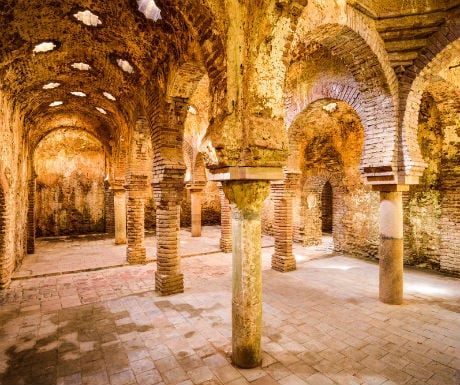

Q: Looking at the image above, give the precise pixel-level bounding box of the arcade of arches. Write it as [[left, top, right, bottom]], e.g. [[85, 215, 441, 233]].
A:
[[0, 0, 459, 373]]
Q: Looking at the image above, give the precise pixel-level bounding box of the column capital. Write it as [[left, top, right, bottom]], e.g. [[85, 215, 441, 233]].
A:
[[372, 184, 409, 192], [209, 166, 283, 182], [222, 180, 270, 215]]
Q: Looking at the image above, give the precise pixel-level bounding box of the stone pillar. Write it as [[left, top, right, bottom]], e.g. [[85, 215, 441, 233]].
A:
[[153, 178, 184, 295], [222, 180, 270, 368], [271, 171, 300, 272], [125, 176, 147, 264], [377, 186, 407, 305], [190, 186, 204, 237], [112, 186, 127, 245], [26, 175, 36, 254], [218, 182, 232, 252]]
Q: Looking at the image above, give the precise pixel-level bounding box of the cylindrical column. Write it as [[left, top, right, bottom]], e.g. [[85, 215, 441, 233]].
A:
[[223, 180, 270, 368], [27, 176, 36, 254], [218, 182, 232, 252], [190, 189, 202, 237], [113, 188, 127, 245], [379, 190, 404, 304]]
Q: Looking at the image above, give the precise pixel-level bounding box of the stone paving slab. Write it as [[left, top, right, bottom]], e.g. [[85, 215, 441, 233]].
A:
[[1, 231, 459, 385]]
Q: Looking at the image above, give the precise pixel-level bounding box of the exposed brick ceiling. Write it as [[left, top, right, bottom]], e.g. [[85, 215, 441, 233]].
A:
[[348, 0, 460, 77], [0, 0, 191, 145]]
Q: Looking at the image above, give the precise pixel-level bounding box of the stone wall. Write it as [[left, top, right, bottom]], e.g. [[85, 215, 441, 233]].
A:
[[180, 181, 221, 227], [35, 130, 106, 237], [403, 90, 460, 274], [0, 94, 28, 289]]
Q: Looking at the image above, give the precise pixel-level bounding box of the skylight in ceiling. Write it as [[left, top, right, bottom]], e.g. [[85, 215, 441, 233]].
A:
[[103, 92, 116, 101], [71, 62, 91, 71], [137, 0, 162, 22], [50, 101, 63, 107], [33, 42, 56, 54], [116, 59, 134, 73], [73, 10, 102, 26], [43, 82, 60, 89], [70, 91, 86, 97], [96, 107, 107, 114]]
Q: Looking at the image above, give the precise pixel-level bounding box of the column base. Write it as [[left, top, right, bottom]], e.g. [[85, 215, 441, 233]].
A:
[[127, 247, 146, 264], [271, 254, 296, 272], [155, 272, 184, 296], [220, 239, 232, 253]]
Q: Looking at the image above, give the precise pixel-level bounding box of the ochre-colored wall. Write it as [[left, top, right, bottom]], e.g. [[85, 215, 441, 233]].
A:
[[35, 130, 106, 237]]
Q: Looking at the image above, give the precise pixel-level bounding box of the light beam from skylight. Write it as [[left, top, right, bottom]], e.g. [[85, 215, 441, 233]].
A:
[[71, 62, 91, 71], [137, 0, 162, 22], [116, 59, 134, 74], [33, 42, 56, 54], [43, 82, 60, 89], [73, 10, 102, 26]]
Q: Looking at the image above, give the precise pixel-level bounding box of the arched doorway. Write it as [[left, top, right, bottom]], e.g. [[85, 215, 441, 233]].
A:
[[321, 181, 333, 233]]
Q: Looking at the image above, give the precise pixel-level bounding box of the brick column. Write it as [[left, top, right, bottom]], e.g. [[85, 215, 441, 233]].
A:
[[153, 177, 184, 295], [26, 174, 36, 254], [223, 180, 271, 368], [375, 185, 407, 304], [112, 186, 127, 245], [218, 182, 232, 252], [125, 176, 148, 264], [104, 180, 115, 235], [271, 171, 300, 272]]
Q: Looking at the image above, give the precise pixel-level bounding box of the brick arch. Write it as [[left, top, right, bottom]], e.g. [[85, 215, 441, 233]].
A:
[[297, 170, 347, 247], [288, 13, 399, 182], [399, 18, 460, 182], [288, 98, 364, 171], [157, 0, 227, 111], [286, 80, 363, 130]]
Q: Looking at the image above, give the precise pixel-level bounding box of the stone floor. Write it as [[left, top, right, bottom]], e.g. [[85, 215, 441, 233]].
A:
[[1, 227, 459, 385]]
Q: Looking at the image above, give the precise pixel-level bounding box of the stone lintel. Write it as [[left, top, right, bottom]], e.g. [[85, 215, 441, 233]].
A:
[[372, 184, 409, 192], [209, 167, 283, 181]]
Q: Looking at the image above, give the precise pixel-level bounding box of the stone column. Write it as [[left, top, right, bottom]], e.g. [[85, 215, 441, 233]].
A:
[[271, 171, 300, 272], [218, 182, 232, 252], [190, 186, 204, 237], [125, 176, 147, 264], [222, 180, 270, 368], [26, 174, 36, 254], [377, 186, 407, 304], [112, 186, 127, 245], [153, 178, 184, 295]]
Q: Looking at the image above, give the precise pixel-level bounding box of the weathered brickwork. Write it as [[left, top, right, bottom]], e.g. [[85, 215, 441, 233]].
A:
[[34, 130, 106, 237]]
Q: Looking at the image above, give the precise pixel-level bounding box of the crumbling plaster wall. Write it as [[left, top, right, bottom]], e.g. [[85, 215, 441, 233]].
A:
[[263, 99, 380, 259], [0, 94, 28, 288], [34, 130, 106, 237], [404, 89, 460, 274]]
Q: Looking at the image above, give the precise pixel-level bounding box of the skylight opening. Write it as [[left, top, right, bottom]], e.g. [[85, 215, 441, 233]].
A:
[[116, 58, 134, 74], [103, 92, 116, 101], [70, 91, 86, 97], [188, 105, 197, 115], [71, 62, 91, 71], [137, 0, 162, 22], [95, 107, 107, 114], [33, 42, 56, 54], [73, 10, 102, 26], [43, 82, 60, 89], [49, 101, 63, 107]]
